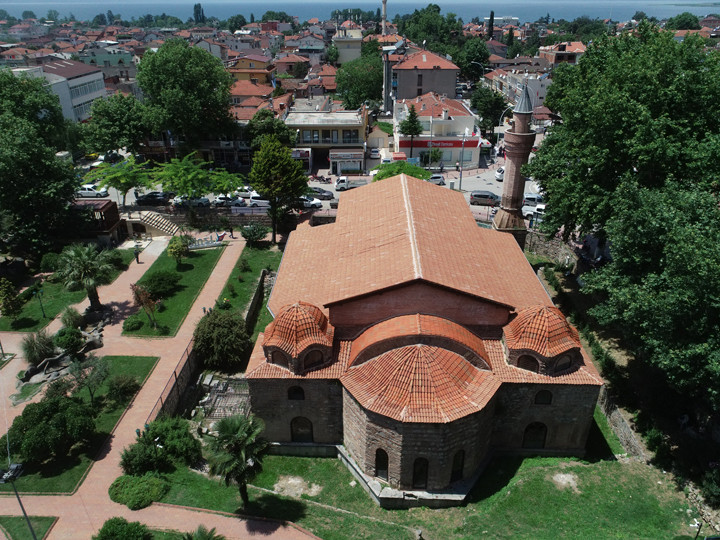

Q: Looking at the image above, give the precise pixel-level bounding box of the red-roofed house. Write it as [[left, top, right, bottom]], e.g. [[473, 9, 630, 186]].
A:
[[229, 54, 275, 84], [392, 50, 460, 100], [274, 53, 310, 75], [538, 41, 586, 67], [247, 174, 602, 507]]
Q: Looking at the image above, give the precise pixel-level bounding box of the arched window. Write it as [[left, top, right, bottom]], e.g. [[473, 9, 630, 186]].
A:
[[271, 351, 288, 368], [290, 417, 313, 443], [450, 450, 465, 483], [518, 355, 540, 373], [304, 349, 324, 370], [522, 422, 547, 449], [375, 449, 388, 481], [535, 390, 552, 405], [288, 386, 305, 400], [555, 355, 573, 373], [412, 458, 429, 489]]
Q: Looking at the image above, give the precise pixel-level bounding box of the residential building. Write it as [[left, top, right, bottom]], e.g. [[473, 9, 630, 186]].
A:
[[332, 26, 363, 65], [538, 41, 586, 67], [392, 50, 459, 100], [228, 54, 275, 84]]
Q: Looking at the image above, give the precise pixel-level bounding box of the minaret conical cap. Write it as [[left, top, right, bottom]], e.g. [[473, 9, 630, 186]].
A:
[[514, 84, 533, 115]]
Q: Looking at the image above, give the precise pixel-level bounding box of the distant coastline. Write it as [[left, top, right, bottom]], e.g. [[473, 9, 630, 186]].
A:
[[0, 1, 713, 25]]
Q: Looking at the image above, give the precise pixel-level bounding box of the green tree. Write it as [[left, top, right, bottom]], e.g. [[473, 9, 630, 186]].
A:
[[246, 109, 295, 149], [399, 105, 423, 158], [130, 282, 157, 327], [85, 155, 151, 208], [193, 309, 253, 372], [46, 9, 60, 21], [665, 12, 700, 30], [396, 4, 464, 59], [85, 93, 148, 155], [292, 61, 309, 79], [372, 161, 430, 181], [183, 525, 226, 540], [137, 39, 234, 152], [167, 236, 191, 267], [22, 10, 37, 20], [0, 277, 22, 321], [487, 11, 495, 39], [69, 354, 109, 408], [226, 14, 246, 32], [470, 86, 508, 132], [248, 136, 308, 243], [526, 23, 720, 239], [150, 152, 212, 198], [93, 517, 151, 540], [456, 37, 490, 80], [261, 11, 293, 23], [57, 244, 115, 311], [92, 13, 107, 26], [336, 54, 383, 109], [193, 3, 206, 23], [207, 414, 270, 507], [632, 11, 648, 21], [326, 44, 339, 64]]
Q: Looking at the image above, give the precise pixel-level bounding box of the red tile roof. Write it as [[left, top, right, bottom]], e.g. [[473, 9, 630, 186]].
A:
[[269, 175, 552, 316], [393, 50, 459, 71], [398, 92, 472, 119], [264, 302, 333, 357], [230, 79, 273, 97], [247, 337, 351, 379], [504, 306, 580, 357], [342, 345, 501, 422]]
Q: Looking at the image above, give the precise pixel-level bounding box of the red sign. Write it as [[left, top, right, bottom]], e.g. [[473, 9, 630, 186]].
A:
[[397, 139, 479, 148]]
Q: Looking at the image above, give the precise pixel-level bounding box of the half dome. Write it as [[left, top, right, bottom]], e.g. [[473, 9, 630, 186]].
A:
[[504, 305, 580, 357], [264, 301, 332, 358]]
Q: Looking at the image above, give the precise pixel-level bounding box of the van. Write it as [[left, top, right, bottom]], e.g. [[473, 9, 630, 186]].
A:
[[469, 191, 499, 206], [523, 193, 544, 207]]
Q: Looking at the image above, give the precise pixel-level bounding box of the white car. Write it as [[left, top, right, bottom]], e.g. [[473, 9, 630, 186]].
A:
[[173, 195, 210, 207], [523, 203, 545, 221], [495, 167, 505, 181], [296, 195, 322, 209], [369, 148, 381, 159], [248, 195, 271, 208], [235, 186, 259, 199], [213, 195, 246, 207], [76, 184, 108, 198], [428, 174, 445, 186]]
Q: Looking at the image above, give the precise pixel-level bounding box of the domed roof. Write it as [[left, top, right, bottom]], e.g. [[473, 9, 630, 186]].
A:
[[264, 302, 331, 357], [341, 344, 500, 423], [504, 306, 580, 357]]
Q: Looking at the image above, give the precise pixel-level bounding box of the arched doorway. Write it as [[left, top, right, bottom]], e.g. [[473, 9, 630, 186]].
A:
[[375, 449, 388, 481], [291, 417, 313, 443], [412, 458, 429, 489], [450, 450, 465, 483], [522, 422, 547, 449]]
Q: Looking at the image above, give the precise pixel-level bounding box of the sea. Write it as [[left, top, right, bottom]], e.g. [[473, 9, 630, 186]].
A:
[[0, 0, 715, 25]]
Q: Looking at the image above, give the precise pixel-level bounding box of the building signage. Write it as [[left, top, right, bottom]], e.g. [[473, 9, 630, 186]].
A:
[[330, 151, 363, 160], [398, 139, 480, 148]]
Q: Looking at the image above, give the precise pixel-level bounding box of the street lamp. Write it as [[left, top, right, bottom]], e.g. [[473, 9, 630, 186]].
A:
[[1, 464, 38, 540], [32, 289, 45, 319]]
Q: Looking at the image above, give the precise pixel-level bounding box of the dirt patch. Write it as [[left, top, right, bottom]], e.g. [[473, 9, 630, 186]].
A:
[[552, 472, 581, 493], [274, 475, 323, 498]]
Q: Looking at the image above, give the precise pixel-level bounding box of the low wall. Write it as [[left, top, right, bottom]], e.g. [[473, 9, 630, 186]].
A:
[[146, 339, 201, 423], [598, 387, 646, 458]]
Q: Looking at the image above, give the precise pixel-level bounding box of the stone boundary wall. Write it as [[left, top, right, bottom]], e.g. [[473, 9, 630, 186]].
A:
[[146, 338, 201, 423], [597, 386, 646, 459], [244, 268, 268, 330], [525, 230, 576, 267]]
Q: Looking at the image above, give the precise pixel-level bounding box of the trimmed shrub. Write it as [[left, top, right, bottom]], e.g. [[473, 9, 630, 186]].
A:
[[120, 439, 171, 476], [143, 270, 181, 300], [39, 252, 60, 273], [193, 309, 252, 372], [60, 307, 85, 330], [93, 517, 151, 540], [240, 222, 269, 246], [107, 374, 141, 404], [123, 315, 143, 331], [54, 327, 83, 357], [21, 330, 56, 366], [109, 473, 168, 510], [144, 417, 202, 465]]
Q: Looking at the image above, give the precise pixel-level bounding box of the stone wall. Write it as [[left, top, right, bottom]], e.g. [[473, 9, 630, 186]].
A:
[[597, 386, 646, 458], [491, 383, 600, 453], [525, 231, 576, 268], [247, 378, 343, 443]]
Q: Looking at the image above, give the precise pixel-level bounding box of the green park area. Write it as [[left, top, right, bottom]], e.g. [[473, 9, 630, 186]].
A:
[[0, 516, 57, 540]]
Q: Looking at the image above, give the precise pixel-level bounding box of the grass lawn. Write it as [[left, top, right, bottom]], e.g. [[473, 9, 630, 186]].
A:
[[215, 245, 282, 315], [0, 249, 135, 332], [160, 448, 698, 540], [0, 516, 56, 540], [125, 247, 224, 337], [0, 356, 157, 494]]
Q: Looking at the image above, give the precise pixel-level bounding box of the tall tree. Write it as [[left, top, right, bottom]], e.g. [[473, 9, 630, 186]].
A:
[[336, 55, 383, 109], [326, 44, 339, 65], [85, 93, 148, 155], [22, 10, 37, 20], [85, 155, 151, 208], [193, 309, 252, 372], [46, 9, 59, 21], [150, 152, 212, 198], [0, 278, 22, 322], [137, 39, 234, 152], [193, 3, 206, 23], [665, 11, 700, 30], [57, 244, 115, 311], [399, 105, 423, 158], [69, 354, 109, 408], [456, 37, 490, 80], [226, 14, 247, 33], [487, 11, 495, 39], [246, 109, 295, 149], [207, 414, 270, 508], [470, 87, 508, 133], [248, 136, 307, 243]]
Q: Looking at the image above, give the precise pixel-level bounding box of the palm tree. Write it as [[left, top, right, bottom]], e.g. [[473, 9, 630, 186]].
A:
[[207, 414, 270, 508], [57, 244, 115, 311], [183, 525, 226, 540]]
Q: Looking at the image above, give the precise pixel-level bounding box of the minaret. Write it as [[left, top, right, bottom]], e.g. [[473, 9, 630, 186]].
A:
[[492, 85, 536, 249], [382, 0, 387, 35]]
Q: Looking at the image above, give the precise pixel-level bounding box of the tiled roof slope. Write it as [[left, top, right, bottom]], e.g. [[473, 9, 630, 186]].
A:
[[393, 50, 459, 70], [342, 344, 500, 422], [247, 337, 351, 379], [268, 175, 551, 316], [349, 313, 490, 367], [504, 306, 580, 357], [264, 302, 332, 357]]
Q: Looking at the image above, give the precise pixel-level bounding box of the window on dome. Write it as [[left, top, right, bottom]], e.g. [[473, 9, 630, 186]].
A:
[[555, 355, 573, 373], [412, 458, 428, 489], [288, 386, 305, 400], [271, 351, 288, 368], [304, 349, 324, 370], [535, 390, 552, 405], [518, 355, 540, 373], [375, 449, 388, 481]]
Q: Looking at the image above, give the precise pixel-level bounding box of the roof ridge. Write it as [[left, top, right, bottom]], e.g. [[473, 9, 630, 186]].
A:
[[401, 175, 422, 279], [419, 346, 449, 422]]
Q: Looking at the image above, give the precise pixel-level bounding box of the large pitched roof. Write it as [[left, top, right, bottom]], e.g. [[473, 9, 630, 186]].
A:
[[392, 50, 459, 71], [268, 175, 551, 316]]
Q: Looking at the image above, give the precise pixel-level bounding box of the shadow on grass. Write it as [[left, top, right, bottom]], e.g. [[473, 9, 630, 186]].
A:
[[10, 317, 38, 330], [243, 493, 306, 533], [464, 456, 523, 505], [584, 419, 617, 462]]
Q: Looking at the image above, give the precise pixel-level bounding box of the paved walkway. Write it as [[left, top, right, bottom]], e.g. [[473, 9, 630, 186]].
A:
[[0, 235, 317, 539]]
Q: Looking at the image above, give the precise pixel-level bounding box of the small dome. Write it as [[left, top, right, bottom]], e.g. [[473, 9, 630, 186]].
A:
[[264, 302, 331, 357], [504, 306, 580, 357]]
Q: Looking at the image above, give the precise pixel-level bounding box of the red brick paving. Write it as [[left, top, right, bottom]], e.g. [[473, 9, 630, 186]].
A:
[[0, 236, 317, 539]]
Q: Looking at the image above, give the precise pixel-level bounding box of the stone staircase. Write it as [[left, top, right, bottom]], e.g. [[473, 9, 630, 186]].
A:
[[140, 211, 179, 236]]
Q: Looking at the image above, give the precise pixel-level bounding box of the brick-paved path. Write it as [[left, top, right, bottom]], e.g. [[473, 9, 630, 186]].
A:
[[0, 235, 317, 539]]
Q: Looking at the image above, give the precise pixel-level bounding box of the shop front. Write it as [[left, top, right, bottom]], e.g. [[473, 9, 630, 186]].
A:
[[292, 148, 313, 172], [329, 148, 364, 175]]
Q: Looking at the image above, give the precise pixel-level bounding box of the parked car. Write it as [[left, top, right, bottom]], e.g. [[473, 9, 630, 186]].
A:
[[235, 186, 259, 199], [523, 203, 546, 221], [469, 190, 499, 206], [335, 176, 368, 191], [369, 148, 381, 159], [248, 195, 271, 208], [296, 195, 323, 209], [523, 193, 544, 207], [309, 186, 334, 200], [173, 195, 210, 207], [428, 174, 445, 186], [135, 191, 174, 205], [495, 167, 505, 181], [213, 195, 246, 207], [76, 184, 108, 198]]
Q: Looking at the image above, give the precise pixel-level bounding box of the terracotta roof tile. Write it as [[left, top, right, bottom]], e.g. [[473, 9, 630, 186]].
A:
[[504, 306, 580, 357], [264, 302, 332, 357], [247, 337, 351, 379], [393, 50, 459, 71]]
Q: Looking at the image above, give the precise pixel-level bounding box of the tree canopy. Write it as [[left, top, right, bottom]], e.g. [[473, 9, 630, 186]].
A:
[[85, 93, 148, 155], [395, 4, 464, 60], [85, 155, 151, 208], [137, 39, 235, 151], [398, 105, 423, 158], [455, 38, 490, 80], [372, 161, 430, 181], [336, 54, 383, 109], [246, 109, 295, 149], [193, 309, 253, 372], [665, 12, 700, 30], [149, 152, 213, 198], [226, 14, 247, 33], [471, 87, 508, 133]]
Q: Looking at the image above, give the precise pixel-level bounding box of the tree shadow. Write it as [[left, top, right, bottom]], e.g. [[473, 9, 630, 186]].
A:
[[10, 317, 38, 330], [105, 300, 136, 323], [464, 456, 523, 504], [241, 494, 306, 534], [177, 262, 195, 272]]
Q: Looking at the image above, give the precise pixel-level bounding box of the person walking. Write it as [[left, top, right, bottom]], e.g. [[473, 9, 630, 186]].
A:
[[134, 245, 140, 263]]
